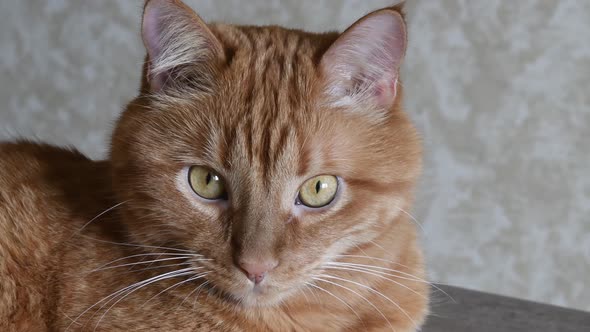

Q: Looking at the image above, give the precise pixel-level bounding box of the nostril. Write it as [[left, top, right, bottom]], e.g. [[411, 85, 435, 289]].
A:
[[238, 260, 278, 285], [250, 272, 266, 284], [238, 266, 262, 284]]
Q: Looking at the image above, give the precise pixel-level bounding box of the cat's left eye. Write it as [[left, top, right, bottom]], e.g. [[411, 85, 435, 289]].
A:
[[188, 166, 227, 200], [297, 175, 339, 208]]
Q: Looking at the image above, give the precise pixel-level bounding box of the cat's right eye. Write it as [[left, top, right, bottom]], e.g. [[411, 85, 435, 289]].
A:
[[188, 166, 227, 200]]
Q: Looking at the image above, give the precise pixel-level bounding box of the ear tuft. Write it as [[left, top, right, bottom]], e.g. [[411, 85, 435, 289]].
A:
[[321, 7, 407, 111], [142, 0, 223, 92]]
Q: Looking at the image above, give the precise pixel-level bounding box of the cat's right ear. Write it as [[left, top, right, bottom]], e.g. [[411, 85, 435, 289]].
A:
[[142, 0, 224, 92]]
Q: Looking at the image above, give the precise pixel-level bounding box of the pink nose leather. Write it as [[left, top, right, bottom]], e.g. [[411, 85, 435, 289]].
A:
[[239, 260, 278, 284]]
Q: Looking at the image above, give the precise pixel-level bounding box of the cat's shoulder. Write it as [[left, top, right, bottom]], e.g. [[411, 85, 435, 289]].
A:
[[0, 140, 89, 163], [0, 140, 90, 185], [0, 141, 97, 331], [0, 140, 108, 228]]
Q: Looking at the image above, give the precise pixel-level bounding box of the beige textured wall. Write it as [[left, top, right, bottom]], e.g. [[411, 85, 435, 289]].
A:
[[1, 0, 588, 310]]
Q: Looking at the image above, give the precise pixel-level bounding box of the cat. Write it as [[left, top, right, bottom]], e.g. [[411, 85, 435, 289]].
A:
[[0, 0, 429, 331]]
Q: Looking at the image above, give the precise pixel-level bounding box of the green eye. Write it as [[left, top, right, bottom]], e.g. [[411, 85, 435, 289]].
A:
[[188, 166, 227, 200], [298, 175, 338, 208]]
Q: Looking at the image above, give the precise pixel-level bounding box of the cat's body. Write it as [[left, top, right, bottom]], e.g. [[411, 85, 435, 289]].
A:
[[0, 143, 425, 332], [0, 1, 428, 331]]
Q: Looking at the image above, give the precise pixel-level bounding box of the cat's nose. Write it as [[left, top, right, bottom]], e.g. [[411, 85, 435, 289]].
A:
[[238, 260, 278, 285]]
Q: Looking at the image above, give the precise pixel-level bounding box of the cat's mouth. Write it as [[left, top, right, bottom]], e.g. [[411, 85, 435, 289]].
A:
[[186, 255, 302, 308], [232, 281, 286, 307], [205, 274, 290, 308]]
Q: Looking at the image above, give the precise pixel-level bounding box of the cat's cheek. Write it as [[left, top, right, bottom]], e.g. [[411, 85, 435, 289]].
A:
[[175, 167, 228, 216]]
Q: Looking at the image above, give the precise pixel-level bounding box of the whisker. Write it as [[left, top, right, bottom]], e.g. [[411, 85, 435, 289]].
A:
[[323, 265, 427, 300], [303, 283, 321, 303], [59, 309, 80, 327], [66, 268, 196, 331], [328, 261, 424, 282], [326, 262, 428, 285], [74, 262, 198, 282], [393, 206, 425, 233], [93, 268, 198, 331], [299, 284, 312, 309], [335, 255, 417, 273], [304, 282, 364, 327], [330, 257, 455, 302], [90, 269, 196, 326], [368, 240, 387, 252], [71, 201, 129, 237], [90, 254, 193, 271], [179, 280, 210, 310], [315, 273, 417, 330], [334, 255, 436, 282], [311, 276, 395, 332], [344, 251, 456, 302], [127, 262, 195, 273], [141, 271, 209, 307], [79, 235, 196, 253], [90, 257, 210, 273], [193, 280, 213, 309]]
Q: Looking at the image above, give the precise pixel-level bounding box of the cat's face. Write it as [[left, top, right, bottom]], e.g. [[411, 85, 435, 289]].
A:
[[111, 0, 420, 307]]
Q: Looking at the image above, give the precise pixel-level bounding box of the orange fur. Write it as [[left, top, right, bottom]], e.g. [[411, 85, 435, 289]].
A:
[[0, 1, 428, 331]]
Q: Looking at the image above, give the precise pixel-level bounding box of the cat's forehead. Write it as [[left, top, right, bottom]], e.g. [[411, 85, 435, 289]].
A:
[[211, 24, 335, 112], [211, 24, 334, 70], [199, 25, 340, 178]]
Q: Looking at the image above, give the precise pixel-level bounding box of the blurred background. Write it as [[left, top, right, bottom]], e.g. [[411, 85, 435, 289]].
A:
[[0, 0, 588, 311]]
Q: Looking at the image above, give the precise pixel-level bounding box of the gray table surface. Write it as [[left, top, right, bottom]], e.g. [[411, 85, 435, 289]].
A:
[[422, 285, 590, 332]]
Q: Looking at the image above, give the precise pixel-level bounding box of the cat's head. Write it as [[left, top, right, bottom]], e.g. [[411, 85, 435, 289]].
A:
[[110, 0, 421, 307]]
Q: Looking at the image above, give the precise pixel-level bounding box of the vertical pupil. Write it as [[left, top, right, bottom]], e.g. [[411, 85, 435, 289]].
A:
[[205, 172, 212, 185], [315, 180, 321, 194]]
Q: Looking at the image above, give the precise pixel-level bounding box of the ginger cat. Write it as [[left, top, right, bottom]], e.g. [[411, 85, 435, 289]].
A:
[[0, 0, 429, 331]]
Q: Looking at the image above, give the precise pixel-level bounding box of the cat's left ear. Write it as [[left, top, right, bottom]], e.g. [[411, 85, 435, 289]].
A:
[[142, 0, 224, 92], [321, 5, 407, 110]]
